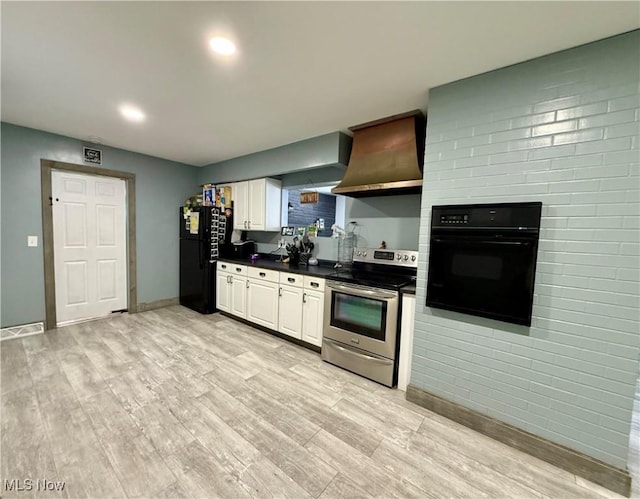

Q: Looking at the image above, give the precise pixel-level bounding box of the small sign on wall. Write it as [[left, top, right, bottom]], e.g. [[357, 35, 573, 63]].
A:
[[300, 191, 319, 204], [83, 147, 102, 165]]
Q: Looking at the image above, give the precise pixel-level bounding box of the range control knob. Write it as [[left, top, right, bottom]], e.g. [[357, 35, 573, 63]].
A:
[[363, 251, 367, 257], [356, 251, 361, 256], [396, 254, 402, 261], [411, 255, 416, 262], [403, 255, 409, 261]]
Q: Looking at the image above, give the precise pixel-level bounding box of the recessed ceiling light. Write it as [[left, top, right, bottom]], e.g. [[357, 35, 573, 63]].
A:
[[209, 37, 237, 56], [119, 105, 145, 122]]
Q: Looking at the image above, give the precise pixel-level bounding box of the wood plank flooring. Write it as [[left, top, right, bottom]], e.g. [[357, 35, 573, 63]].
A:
[[0, 306, 631, 498]]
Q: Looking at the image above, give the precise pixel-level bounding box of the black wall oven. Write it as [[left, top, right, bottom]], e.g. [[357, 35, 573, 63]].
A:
[[426, 202, 542, 326]]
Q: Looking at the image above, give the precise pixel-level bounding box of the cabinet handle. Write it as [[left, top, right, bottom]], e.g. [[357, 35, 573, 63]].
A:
[[244, 221, 247, 229], [303, 292, 307, 303], [221, 264, 227, 270], [248, 221, 251, 229], [228, 275, 232, 283], [310, 282, 319, 288], [246, 280, 250, 289], [287, 277, 295, 283], [278, 287, 282, 297], [259, 272, 266, 277], [236, 267, 242, 272]]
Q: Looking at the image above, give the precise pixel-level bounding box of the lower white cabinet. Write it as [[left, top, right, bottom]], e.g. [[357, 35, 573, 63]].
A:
[[216, 271, 231, 313], [217, 263, 247, 319], [301, 288, 324, 347], [278, 285, 303, 339], [230, 275, 248, 319], [216, 262, 324, 347], [246, 278, 279, 330], [397, 294, 416, 392]]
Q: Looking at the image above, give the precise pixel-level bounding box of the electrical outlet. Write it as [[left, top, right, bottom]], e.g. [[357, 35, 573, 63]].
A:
[[27, 235, 38, 247], [318, 218, 325, 230]]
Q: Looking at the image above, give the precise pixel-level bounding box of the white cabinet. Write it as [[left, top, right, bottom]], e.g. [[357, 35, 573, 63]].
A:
[[217, 262, 324, 348], [397, 294, 416, 392], [231, 181, 249, 231], [246, 268, 279, 330], [216, 271, 231, 313], [278, 276, 325, 346], [278, 285, 303, 339], [231, 178, 281, 231], [301, 288, 324, 347], [247, 279, 279, 329], [216, 262, 247, 319], [230, 275, 248, 319]]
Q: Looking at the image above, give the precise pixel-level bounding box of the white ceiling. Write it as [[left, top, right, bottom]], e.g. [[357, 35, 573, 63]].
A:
[[2, 2, 638, 167]]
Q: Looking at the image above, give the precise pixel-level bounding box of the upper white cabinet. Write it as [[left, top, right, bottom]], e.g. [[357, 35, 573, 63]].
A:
[[231, 181, 249, 231], [231, 178, 281, 231]]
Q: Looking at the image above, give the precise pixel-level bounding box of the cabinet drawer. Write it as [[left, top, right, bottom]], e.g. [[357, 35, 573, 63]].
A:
[[303, 276, 325, 292], [218, 262, 247, 276], [217, 261, 232, 273], [247, 266, 279, 283], [279, 272, 303, 288]]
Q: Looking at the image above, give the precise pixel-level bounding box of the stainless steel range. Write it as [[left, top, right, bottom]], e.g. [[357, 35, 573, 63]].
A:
[[322, 248, 418, 387]]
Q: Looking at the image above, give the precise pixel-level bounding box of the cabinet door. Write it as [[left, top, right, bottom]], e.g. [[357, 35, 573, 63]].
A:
[[247, 179, 265, 231], [247, 278, 278, 330], [230, 275, 247, 319], [278, 285, 303, 339], [397, 295, 416, 392], [301, 289, 324, 347], [216, 272, 231, 313], [232, 181, 249, 230]]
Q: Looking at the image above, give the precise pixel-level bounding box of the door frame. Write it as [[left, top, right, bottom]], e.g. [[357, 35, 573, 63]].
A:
[[41, 159, 137, 330]]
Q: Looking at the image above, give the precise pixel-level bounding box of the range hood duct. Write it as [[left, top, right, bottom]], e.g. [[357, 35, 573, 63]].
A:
[[332, 110, 426, 197]]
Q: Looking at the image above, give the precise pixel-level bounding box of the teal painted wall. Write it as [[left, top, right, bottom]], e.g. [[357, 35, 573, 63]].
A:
[[0, 123, 198, 327], [197, 132, 351, 185], [200, 132, 422, 255], [412, 31, 639, 469], [247, 194, 422, 259]]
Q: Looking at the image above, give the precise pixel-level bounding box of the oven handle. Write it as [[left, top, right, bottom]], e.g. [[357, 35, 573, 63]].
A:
[[326, 281, 397, 300], [326, 340, 392, 364]]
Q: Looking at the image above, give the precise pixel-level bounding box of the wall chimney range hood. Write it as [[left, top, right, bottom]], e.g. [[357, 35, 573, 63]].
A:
[[332, 110, 426, 197]]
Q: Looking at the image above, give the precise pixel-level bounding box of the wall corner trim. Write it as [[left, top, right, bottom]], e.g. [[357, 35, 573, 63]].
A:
[[405, 385, 632, 497], [136, 297, 179, 313]]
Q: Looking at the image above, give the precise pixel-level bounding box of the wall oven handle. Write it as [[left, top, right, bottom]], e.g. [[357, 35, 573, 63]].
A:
[[329, 341, 391, 364], [327, 281, 397, 300], [433, 237, 529, 246]]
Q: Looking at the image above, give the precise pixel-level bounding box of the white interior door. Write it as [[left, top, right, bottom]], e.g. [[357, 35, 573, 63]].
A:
[[52, 171, 127, 325]]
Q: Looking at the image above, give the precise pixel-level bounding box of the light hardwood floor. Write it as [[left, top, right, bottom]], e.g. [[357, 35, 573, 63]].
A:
[[0, 306, 629, 498]]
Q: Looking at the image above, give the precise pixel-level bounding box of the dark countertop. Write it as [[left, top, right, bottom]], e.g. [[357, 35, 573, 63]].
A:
[[218, 255, 339, 278], [401, 284, 416, 295]]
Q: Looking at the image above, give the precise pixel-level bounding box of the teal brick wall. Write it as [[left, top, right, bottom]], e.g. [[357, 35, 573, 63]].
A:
[[412, 31, 639, 469]]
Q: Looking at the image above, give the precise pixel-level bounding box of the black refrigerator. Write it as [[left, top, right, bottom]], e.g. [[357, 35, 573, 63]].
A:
[[179, 206, 231, 314]]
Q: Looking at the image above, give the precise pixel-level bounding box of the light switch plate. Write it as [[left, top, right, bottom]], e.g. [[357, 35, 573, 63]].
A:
[[27, 236, 38, 247]]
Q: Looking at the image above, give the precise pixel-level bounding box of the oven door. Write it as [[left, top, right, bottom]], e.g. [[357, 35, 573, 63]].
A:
[[323, 281, 398, 359], [426, 234, 538, 325]]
